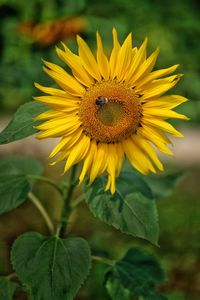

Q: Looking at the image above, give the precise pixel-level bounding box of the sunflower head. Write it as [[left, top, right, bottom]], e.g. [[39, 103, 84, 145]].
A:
[[34, 28, 189, 194], [79, 80, 142, 143]]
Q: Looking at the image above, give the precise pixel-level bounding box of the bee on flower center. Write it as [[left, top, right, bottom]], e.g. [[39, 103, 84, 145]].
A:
[[96, 96, 108, 106]]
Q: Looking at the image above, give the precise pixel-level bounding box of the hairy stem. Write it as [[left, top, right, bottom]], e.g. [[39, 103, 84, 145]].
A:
[[27, 175, 63, 196], [28, 192, 54, 235], [92, 255, 115, 266], [6, 272, 16, 280], [58, 165, 78, 238]]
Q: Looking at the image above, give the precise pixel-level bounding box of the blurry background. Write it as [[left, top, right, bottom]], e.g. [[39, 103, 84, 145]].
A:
[[0, 0, 200, 299]]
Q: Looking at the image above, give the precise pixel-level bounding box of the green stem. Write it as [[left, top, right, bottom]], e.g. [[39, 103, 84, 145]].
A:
[[27, 175, 63, 195], [6, 272, 16, 280], [70, 192, 85, 209], [58, 165, 78, 238], [28, 192, 55, 235], [92, 255, 115, 266]]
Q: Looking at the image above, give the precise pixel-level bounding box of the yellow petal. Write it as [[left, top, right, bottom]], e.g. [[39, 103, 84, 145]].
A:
[[122, 138, 155, 175], [142, 123, 172, 144], [138, 125, 173, 155], [143, 108, 189, 120], [49, 137, 72, 159], [125, 37, 148, 82], [51, 148, 71, 165], [36, 115, 79, 130], [133, 135, 163, 171], [36, 118, 80, 139], [136, 64, 179, 88], [142, 74, 183, 100], [63, 135, 91, 173], [79, 140, 97, 183], [115, 143, 124, 176], [56, 44, 94, 87], [105, 143, 123, 194], [34, 110, 65, 120], [109, 27, 121, 79], [43, 63, 85, 97], [130, 47, 160, 83], [106, 144, 118, 194], [89, 143, 108, 184], [132, 47, 137, 57], [49, 129, 83, 158], [105, 175, 111, 192], [143, 95, 188, 109], [34, 95, 80, 108], [77, 35, 101, 81], [96, 32, 110, 80], [115, 33, 132, 81], [142, 117, 184, 137], [34, 82, 67, 96]]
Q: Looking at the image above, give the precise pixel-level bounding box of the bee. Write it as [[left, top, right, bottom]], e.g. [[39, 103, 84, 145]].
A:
[[135, 93, 143, 98], [96, 96, 108, 106]]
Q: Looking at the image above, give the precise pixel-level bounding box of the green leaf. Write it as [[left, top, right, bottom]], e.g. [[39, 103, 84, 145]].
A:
[[105, 248, 167, 300], [114, 171, 154, 200], [106, 277, 130, 300], [144, 172, 184, 200], [85, 171, 159, 245], [0, 156, 43, 214], [11, 232, 91, 300], [0, 102, 47, 144], [0, 277, 19, 300]]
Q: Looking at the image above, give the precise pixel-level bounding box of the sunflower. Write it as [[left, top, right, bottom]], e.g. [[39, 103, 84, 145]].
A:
[[34, 28, 189, 194]]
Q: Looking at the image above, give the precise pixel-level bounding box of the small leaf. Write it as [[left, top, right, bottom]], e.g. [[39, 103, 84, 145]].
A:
[[0, 156, 43, 214], [0, 277, 19, 300], [0, 101, 47, 144], [144, 172, 184, 200], [105, 248, 167, 300], [106, 277, 130, 300], [85, 171, 159, 245], [11, 232, 91, 300]]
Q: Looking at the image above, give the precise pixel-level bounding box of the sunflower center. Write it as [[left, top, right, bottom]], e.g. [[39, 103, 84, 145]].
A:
[[96, 100, 125, 126], [79, 81, 142, 143]]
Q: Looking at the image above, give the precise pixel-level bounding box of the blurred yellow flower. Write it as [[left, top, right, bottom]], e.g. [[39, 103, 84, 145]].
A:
[[34, 29, 189, 193]]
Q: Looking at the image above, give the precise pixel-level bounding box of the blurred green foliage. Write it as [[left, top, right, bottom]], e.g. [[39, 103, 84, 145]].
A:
[[0, 0, 199, 121], [0, 161, 200, 299], [80, 168, 200, 300]]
